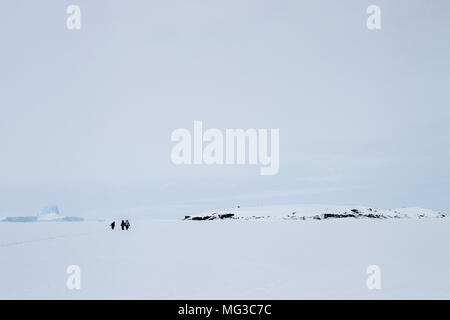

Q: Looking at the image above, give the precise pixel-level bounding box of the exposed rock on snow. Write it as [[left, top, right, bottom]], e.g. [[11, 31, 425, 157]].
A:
[[184, 204, 446, 221], [184, 212, 235, 221]]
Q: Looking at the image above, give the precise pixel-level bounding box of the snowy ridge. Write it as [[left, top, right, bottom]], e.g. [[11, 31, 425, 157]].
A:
[[184, 204, 446, 221]]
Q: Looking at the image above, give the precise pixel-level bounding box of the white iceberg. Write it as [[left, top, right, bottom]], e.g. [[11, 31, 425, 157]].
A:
[[1, 205, 83, 223]]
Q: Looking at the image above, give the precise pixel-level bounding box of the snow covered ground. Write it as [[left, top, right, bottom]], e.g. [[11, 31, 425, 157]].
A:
[[0, 211, 449, 299]]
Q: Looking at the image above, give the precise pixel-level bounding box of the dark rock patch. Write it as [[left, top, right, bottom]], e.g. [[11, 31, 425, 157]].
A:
[[324, 213, 357, 219], [191, 215, 216, 221], [219, 213, 234, 219]]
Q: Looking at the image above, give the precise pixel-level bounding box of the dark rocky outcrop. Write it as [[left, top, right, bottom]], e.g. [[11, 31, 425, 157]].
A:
[[323, 213, 357, 219], [219, 213, 234, 219], [183, 207, 446, 221], [191, 216, 214, 221]]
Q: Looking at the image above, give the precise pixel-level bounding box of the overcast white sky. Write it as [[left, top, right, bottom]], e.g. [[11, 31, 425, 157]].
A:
[[0, 0, 449, 218]]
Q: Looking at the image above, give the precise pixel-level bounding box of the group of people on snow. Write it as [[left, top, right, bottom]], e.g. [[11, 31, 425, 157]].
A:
[[110, 220, 130, 231]]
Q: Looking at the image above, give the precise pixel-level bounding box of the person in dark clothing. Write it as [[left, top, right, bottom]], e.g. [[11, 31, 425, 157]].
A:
[[125, 220, 130, 230], [110, 221, 115, 230], [121, 220, 126, 230]]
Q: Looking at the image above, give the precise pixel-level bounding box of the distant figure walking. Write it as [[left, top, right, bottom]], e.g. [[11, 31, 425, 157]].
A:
[[121, 220, 126, 230], [110, 221, 115, 230], [125, 220, 130, 230]]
